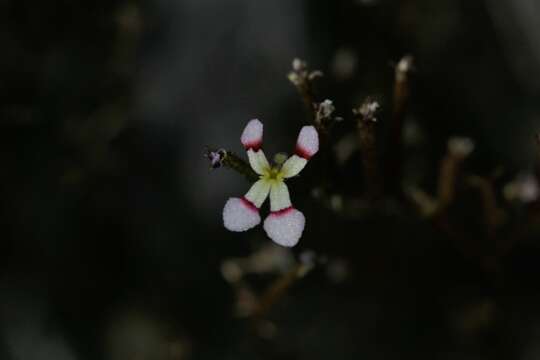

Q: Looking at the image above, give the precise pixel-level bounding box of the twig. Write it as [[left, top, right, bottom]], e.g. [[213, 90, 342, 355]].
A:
[[437, 137, 475, 209], [288, 58, 323, 125], [354, 98, 381, 200], [387, 55, 414, 195], [406, 186, 438, 217], [253, 262, 314, 319], [466, 175, 505, 240]]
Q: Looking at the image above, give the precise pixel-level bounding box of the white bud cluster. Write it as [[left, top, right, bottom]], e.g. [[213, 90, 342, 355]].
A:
[[354, 99, 380, 122], [287, 58, 323, 86]]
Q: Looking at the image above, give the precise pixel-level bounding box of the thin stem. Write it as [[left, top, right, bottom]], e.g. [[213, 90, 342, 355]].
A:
[[466, 175, 505, 239], [204, 148, 259, 183], [354, 99, 381, 201], [437, 137, 475, 210], [288, 58, 323, 125], [437, 153, 460, 209], [386, 55, 413, 196], [252, 262, 314, 318]]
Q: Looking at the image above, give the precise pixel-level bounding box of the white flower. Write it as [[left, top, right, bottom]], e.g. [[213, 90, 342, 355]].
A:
[[222, 119, 319, 247]]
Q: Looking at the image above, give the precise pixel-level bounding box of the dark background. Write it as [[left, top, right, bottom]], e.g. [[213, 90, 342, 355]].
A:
[[2, 0, 540, 359]]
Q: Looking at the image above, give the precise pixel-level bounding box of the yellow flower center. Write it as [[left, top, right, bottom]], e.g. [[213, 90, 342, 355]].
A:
[[262, 165, 284, 183]]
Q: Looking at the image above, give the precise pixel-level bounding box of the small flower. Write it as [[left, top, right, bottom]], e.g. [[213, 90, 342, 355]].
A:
[[222, 119, 319, 247], [205, 148, 226, 168]]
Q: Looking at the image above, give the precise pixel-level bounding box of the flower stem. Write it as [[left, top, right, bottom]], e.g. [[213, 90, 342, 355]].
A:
[[205, 148, 259, 183]]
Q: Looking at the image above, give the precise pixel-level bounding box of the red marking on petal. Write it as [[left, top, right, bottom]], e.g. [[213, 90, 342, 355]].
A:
[[269, 206, 294, 217], [295, 145, 313, 159], [242, 141, 262, 151], [241, 197, 260, 212]]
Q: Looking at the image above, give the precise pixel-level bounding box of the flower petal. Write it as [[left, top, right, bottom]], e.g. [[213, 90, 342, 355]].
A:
[[247, 149, 269, 175], [263, 208, 305, 247], [241, 119, 263, 150], [244, 179, 271, 208], [295, 126, 319, 159], [281, 155, 307, 178], [269, 181, 292, 212], [223, 197, 261, 232]]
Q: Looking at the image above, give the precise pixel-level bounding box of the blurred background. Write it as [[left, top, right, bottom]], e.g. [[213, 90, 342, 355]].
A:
[[3, 0, 540, 359]]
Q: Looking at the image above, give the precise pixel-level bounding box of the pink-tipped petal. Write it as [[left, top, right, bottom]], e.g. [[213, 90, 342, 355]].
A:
[[295, 126, 319, 159], [223, 197, 261, 232], [263, 208, 305, 247], [281, 155, 308, 178], [247, 149, 269, 175], [241, 119, 263, 150]]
